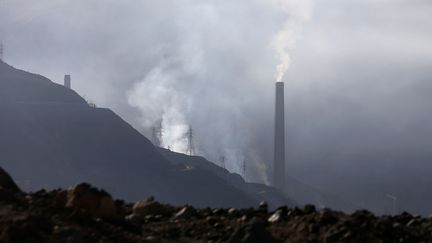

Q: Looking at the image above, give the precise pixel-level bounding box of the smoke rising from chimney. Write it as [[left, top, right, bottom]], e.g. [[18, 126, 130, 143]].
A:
[[273, 0, 313, 82]]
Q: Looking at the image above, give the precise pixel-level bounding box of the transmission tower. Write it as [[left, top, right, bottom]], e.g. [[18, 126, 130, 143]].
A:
[[242, 160, 246, 179], [151, 120, 163, 147], [185, 125, 195, 156], [220, 156, 226, 169]]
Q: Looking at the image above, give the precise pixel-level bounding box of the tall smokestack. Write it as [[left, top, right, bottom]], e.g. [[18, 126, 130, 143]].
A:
[[274, 82, 285, 191], [64, 74, 71, 89]]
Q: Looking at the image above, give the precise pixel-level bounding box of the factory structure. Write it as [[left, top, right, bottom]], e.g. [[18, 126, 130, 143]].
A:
[[273, 81, 286, 191], [64, 74, 71, 89]]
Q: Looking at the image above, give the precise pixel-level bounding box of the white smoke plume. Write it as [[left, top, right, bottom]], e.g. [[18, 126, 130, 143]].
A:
[[273, 0, 313, 82], [127, 64, 191, 153]]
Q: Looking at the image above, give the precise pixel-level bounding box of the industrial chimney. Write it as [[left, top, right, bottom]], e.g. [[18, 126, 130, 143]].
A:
[[274, 82, 286, 191], [64, 74, 71, 89]]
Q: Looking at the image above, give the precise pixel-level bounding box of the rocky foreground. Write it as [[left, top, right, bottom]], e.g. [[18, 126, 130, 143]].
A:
[[1, 169, 432, 242]]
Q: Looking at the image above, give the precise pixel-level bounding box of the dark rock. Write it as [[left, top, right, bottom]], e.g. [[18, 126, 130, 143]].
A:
[[133, 197, 171, 217], [174, 206, 196, 220], [351, 210, 376, 221], [66, 183, 117, 219], [125, 214, 144, 226], [324, 226, 347, 242], [303, 204, 316, 214], [395, 212, 414, 225], [309, 223, 319, 233], [406, 219, 419, 227], [228, 208, 238, 217], [206, 216, 217, 225], [228, 218, 277, 243], [258, 201, 268, 212], [319, 209, 338, 225], [212, 208, 223, 215], [289, 207, 303, 216], [240, 215, 249, 223], [145, 235, 160, 242], [53, 226, 84, 243], [0, 167, 20, 193], [392, 222, 401, 228], [276, 206, 288, 215], [268, 210, 284, 223], [268, 207, 288, 223], [296, 222, 307, 232]]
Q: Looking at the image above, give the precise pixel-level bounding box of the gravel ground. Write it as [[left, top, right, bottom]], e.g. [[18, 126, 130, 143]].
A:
[[1, 167, 431, 243], [1, 182, 432, 243]]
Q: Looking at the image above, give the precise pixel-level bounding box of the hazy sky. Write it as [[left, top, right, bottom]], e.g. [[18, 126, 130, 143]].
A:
[[1, 0, 431, 196]]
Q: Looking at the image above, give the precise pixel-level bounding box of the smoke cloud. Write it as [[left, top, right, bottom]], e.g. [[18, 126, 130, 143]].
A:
[[124, 0, 314, 181], [273, 0, 313, 82], [127, 64, 191, 152]]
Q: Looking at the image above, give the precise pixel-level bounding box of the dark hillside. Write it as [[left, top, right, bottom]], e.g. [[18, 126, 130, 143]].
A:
[[0, 61, 290, 208]]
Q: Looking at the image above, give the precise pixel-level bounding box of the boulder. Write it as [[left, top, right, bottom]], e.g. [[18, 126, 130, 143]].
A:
[[268, 206, 288, 223], [228, 218, 277, 243], [53, 226, 84, 243], [66, 183, 117, 219], [319, 209, 338, 225], [268, 211, 283, 223], [174, 206, 196, 220], [228, 208, 239, 217], [258, 201, 268, 213], [303, 204, 316, 214], [133, 197, 171, 217]]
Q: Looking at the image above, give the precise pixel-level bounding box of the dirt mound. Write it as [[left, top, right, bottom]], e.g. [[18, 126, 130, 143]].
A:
[[1, 181, 432, 243]]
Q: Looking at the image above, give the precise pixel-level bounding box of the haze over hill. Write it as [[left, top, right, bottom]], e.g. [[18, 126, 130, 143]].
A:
[[2, 59, 432, 215], [0, 60, 297, 209]]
